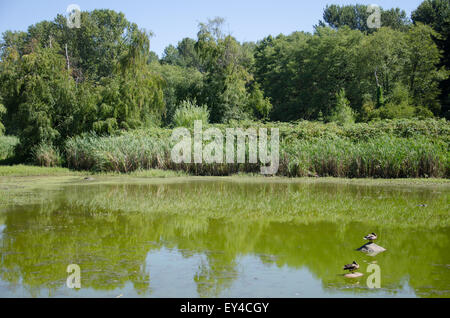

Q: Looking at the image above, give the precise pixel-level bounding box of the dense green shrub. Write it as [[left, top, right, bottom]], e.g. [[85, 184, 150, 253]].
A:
[[327, 89, 355, 125], [172, 100, 209, 128], [0, 136, 19, 161], [32, 143, 63, 167]]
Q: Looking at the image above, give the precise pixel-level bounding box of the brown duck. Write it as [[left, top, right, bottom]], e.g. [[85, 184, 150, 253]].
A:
[[343, 261, 360, 273]]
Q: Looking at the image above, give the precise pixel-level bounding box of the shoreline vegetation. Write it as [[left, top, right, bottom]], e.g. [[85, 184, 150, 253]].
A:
[[1, 165, 449, 184], [2, 118, 447, 179], [1, 118, 449, 178]]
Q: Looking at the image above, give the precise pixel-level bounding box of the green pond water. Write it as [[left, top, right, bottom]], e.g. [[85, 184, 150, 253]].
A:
[[0, 178, 449, 297]]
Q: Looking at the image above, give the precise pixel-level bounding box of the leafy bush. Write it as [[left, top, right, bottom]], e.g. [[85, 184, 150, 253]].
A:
[[0, 136, 19, 161], [172, 99, 209, 128], [328, 89, 355, 125]]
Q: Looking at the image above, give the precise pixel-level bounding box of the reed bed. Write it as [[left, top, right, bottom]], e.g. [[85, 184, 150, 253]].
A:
[[63, 119, 449, 178], [280, 136, 448, 178], [65, 130, 172, 172]]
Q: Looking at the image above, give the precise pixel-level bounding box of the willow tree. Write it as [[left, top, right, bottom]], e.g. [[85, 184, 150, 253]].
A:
[[0, 10, 165, 159]]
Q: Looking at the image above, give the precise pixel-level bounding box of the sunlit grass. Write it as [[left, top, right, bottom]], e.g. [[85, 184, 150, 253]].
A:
[[0, 165, 77, 176]]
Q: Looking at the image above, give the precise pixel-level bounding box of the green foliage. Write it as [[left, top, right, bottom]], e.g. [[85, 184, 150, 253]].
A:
[[0, 99, 5, 135], [194, 18, 270, 123], [281, 135, 447, 178], [64, 119, 449, 178], [372, 83, 415, 119], [32, 143, 62, 167], [151, 62, 204, 125], [376, 86, 385, 108], [412, 0, 450, 118], [405, 23, 448, 114], [161, 38, 203, 69], [369, 83, 436, 120], [327, 89, 355, 125], [0, 7, 449, 166], [65, 129, 172, 172], [0, 136, 19, 161], [0, 45, 77, 159], [412, 0, 450, 67], [0, 10, 165, 159], [254, 32, 312, 120], [254, 23, 447, 122], [246, 83, 272, 120], [172, 99, 209, 128], [320, 4, 410, 32]]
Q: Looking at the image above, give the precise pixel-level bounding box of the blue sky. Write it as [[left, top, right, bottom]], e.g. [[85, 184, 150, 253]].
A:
[[0, 0, 424, 56]]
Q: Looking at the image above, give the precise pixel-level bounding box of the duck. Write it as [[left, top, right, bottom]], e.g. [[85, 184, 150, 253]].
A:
[[364, 232, 377, 242], [343, 261, 360, 273]]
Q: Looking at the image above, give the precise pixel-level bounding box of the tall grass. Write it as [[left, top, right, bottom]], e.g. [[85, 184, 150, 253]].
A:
[[172, 99, 209, 128], [32, 143, 63, 167], [280, 135, 448, 178], [65, 130, 172, 172], [64, 119, 449, 178]]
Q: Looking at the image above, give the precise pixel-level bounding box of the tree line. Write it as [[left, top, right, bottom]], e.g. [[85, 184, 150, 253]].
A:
[[0, 1, 449, 159]]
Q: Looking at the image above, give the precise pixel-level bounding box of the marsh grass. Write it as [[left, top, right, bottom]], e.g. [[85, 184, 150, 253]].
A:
[[281, 135, 448, 178], [172, 99, 209, 128], [32, 143, 63, 167], [65, 130, 172, 172], [64, 119, 449, 178]]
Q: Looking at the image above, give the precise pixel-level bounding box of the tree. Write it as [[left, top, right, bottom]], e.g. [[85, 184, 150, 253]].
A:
[[404, 23, 448, 114], [195, 18, 271, 123], [0, 44, 78, 159], [254, 32, 311, 121], [0, 97, 5, 135], [319, 4, 410, 33], [151, 62, 204, 126], [0, 10, 165, 158], [412, 0, 450, 118], [254, 27, 364, 121], [358, 27, 409, 109], [328, 89, 355, 125], [161, 38, 203, 70]]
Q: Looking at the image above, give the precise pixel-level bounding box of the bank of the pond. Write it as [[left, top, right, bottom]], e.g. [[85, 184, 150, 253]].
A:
[[2, 119, 449, 178], [0, 164, 189, 177], [1, 165, 449, 184]]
